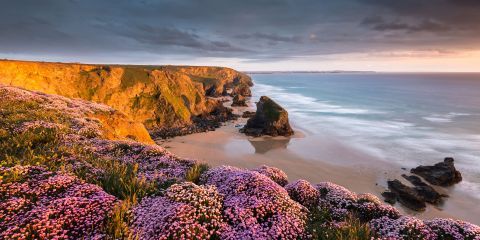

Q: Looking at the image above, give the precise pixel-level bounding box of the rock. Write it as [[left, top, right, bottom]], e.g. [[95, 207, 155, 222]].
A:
[[240, 96, 294, 137], [387, 180, 426, 211], [231, 94, 247, 107], [381, 191, 397, 204], [242, 111, 256, 118], [402, 174, 447, 204], [231, 83, 252, 97], [411, 158, 462, 186]]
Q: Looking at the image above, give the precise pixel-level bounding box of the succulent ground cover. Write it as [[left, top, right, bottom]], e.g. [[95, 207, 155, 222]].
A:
[[1, 86, 479, 240]]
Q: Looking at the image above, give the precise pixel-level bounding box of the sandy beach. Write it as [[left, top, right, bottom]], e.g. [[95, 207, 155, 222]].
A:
[[158, 99, 480, 225]]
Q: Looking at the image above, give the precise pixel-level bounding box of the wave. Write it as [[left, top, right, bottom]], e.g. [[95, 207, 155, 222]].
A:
[[253, 83, 385, 115], [423, 112, 471, 123]]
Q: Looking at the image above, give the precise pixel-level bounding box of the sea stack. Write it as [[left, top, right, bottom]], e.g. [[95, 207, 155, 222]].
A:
[[241, 96, 294, 137]]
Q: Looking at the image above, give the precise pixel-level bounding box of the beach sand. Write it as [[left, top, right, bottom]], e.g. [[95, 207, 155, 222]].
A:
[[157, 102, 480, 225]]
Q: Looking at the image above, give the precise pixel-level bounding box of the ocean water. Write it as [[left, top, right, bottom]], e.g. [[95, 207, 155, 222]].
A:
[[251, 73, 480, 199]]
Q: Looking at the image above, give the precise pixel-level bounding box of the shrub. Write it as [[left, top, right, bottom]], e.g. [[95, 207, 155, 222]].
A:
[[252, 165, 289, 186], [0, 165, 116, 239], [201, 166, 308, 239], [131, 182, 225, 239], [285, 179, 320, 209]]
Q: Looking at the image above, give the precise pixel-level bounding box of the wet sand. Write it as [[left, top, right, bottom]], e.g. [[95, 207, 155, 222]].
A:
[[157, 102, 480, 225]]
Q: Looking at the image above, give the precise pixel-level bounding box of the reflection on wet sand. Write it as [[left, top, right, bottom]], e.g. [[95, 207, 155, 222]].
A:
[[248, 138, 291, 154]]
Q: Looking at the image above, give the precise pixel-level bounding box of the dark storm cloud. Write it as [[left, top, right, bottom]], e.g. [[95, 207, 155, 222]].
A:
[[361, 16, 450, 33], [0, 0, 479, 62]]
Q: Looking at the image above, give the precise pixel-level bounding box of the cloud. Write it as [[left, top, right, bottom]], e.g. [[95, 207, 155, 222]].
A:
[[235, 33, 303, 44], [0, 0, 479, 64], [361, 16, 450, 33]]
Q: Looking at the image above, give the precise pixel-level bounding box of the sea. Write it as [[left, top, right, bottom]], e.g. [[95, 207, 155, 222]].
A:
[[251, 73, 480, 200]]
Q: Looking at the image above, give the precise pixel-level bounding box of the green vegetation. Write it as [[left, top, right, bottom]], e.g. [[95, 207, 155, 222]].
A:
[[120, 68, 151, 90], [307, 208, 375, 240], [185, 163, 209, 184]]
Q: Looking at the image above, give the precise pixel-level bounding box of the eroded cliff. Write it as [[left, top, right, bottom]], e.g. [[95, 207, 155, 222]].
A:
[[0, 60, 252, 136]]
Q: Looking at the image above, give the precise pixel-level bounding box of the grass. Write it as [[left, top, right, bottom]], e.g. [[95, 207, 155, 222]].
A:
[[307, 208, 375, 240], [185, 163, 209, 184]]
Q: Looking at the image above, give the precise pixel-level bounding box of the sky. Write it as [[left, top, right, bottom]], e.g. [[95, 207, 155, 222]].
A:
[[1, 0, 480, 72]]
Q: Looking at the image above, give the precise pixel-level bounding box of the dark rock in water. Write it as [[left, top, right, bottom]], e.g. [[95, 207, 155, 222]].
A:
[[381, 191, 397, 204], [231, 94, 247, 107], [411, 157, 462, 186], [240, 96, 294, 137], [231, 83, 252, 97], [242, 111, 256, 118], [402, 174, 447, 204], [387, 180, 426, 211]]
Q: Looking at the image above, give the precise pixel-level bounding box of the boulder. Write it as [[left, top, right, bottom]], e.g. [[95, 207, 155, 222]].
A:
[[387, 180, 426, 211], [241, 96, 294, 137], [381, 191, 397, 204], [411, 158, 462, 186], [402, 174, 447, 204], [231, 94, 247, 107], [242, 111, 256, 118]]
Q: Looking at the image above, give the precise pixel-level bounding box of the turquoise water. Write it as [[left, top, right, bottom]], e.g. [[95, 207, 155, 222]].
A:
[[251, 73, 480, 199]]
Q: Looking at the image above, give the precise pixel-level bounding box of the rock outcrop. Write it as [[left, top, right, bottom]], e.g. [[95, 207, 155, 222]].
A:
[[241, 96, 294, 137], [386, 180, 426, 211], [402, 174, 447, 204], [231, 94, 247, 107], [241, 111, 256, 118], [0, 60, 252, 138], [411, 157, 462, 186]]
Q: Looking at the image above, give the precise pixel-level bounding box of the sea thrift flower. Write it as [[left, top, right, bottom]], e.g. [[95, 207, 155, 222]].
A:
[[252, 165, 289, 186], [316, 182, 358, 221], [355, 193, 400, 222], [0, 165, 116, 239], [425, 218, 480, 240], [201, 166, 308, 239], [285, 179, 320, 209], [131, 182, 225, 239], [370, 216, 437, 240]]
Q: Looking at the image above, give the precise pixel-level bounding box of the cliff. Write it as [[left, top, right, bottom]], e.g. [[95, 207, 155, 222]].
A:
[[0, 60, 252, 136]]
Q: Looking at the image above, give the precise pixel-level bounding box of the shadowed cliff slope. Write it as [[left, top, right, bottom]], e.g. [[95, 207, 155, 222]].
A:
[[0, 60, 252, 135]]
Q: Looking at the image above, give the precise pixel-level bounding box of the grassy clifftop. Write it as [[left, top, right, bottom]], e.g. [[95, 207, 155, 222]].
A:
[[0, 60, 252, 132]]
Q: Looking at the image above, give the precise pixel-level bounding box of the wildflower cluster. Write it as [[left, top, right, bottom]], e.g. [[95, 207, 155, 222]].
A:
[[316, 182, 359, 221], [370, 216, 437, 239], [252, 165, 289, 186], [285, 179, 320, 209], [131, 182, 225, 239], [355, 193, 400, 222], [0, 165, 117, 239], [425, 218, 480, 240], [201, 166, 308, 239]]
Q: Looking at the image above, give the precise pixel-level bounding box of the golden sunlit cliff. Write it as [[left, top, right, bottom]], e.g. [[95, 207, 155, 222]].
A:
[[0, 60, 252, 136]]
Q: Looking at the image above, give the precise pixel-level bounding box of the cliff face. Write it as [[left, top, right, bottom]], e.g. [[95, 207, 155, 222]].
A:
[[0, 60, 252, 133], [0, 85, 154, 144]]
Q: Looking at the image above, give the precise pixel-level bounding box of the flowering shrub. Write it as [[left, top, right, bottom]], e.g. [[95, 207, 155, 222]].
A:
[[370, 216, 436, 239], [425, 218, 480, 240], [131, 182, 225, 239], [201, 166, 308, 239], [0, 165, 116, 239], [285, 179, 320, 209], [316, 182, 358, 221], [252, 165, 289, 186], [355, 193, 400, 222]]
